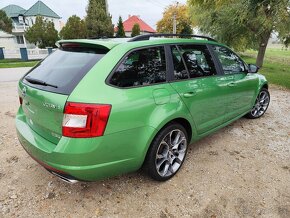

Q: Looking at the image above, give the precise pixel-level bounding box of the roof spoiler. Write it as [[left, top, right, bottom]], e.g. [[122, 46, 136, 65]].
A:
[[56, 39, 118, 50]]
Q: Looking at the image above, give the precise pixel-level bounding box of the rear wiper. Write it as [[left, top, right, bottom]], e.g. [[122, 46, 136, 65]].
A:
[[25, 77, 58, 88]]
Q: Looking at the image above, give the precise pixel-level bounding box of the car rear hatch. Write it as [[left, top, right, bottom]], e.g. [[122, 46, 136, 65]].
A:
[[18, 41, 115, 144]]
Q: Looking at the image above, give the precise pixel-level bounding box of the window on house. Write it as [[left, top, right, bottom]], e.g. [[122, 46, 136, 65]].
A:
[[16, 36, 24, 44], [18, 16, 24, 24]]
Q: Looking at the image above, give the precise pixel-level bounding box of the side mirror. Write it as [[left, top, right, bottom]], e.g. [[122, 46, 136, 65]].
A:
[[248, 64, 259, 73]]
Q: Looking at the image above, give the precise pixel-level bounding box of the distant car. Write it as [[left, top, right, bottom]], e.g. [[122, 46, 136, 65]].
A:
[[16, 34, 270, 183]]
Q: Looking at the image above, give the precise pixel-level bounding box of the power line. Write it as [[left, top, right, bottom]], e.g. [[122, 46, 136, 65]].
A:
[[146, 0, 165, 8]]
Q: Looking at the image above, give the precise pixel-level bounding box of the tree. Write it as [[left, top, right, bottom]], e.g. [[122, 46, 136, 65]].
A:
[[157, 3, 193, 35], [25, 16, 59, 48], [44, 21, 59, 47], [86, 0, 114, 38], [59, 15, 87, 39], [116, 16, 125, 37], [131, 23, 140, 37], [188, 0, 290, 67], [180, 23, 193, 36], [0, 10, 12, 33]]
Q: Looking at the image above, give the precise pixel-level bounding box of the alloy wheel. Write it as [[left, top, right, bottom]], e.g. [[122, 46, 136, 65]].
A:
[[155, 129, 187, 177], [250, 90, 270, 118]]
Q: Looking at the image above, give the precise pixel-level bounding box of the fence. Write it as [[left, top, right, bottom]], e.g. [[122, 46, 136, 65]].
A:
[[3, 49, 21, 59], [0, 47, 55, 61], [27, 49, 49, 60]]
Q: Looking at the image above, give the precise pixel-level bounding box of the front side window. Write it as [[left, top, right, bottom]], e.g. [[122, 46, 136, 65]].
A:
[[110, 47, 166, 88], [176, 44, 217, 79], [212, 46, 246, 75]]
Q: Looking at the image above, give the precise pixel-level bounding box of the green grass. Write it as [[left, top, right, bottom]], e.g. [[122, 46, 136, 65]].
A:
[[241, 47, 290, 89], [0, 59, 39, 68]]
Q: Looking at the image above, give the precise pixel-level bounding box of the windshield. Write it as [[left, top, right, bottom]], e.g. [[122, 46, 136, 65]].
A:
[[23, 47, 107, 95]]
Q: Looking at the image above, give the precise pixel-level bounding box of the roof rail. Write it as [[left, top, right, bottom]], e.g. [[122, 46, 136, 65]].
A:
[[128, 33, 217, 42]]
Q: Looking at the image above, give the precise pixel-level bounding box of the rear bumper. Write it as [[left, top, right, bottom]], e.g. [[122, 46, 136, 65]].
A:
[[16, 108, 157, 181]]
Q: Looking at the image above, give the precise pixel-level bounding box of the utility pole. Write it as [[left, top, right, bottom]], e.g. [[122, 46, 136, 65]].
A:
[[173, 14, 177, 34], [173, 2, 179, 35], [105, 0, 109, 15]]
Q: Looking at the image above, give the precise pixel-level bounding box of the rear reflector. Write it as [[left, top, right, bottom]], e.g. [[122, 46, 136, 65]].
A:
[[62, 102, 111, 138], [19, 96, 23, 105]]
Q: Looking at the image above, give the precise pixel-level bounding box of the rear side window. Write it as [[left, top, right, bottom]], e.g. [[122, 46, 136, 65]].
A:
[[212, 46, 246, 75], [23, 46, 107, 95], [176, 44, 217, 79], [171, 46, 189, 80], [110, 46, 166, 88]]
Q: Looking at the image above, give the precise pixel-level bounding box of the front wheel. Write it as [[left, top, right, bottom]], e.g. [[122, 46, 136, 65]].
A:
[[246, 88, 270, 119], [144, 123, 188, 181]]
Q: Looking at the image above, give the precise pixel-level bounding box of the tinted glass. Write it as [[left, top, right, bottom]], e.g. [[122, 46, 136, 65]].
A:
[[177, 44, 217, 78], [171, 46, 189, 80], [110, 47, 166, 87], [212, 46, 246, 74], [23, 47, 106, 95]]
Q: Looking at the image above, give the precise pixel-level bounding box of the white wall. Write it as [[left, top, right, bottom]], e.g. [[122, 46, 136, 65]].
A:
[[25, 16, 61, 32], [0, 31, 19, 49]]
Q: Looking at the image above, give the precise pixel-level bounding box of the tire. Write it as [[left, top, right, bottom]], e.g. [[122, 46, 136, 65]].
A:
[[144, 123, 188, 181], [246, 88, 270, 119]]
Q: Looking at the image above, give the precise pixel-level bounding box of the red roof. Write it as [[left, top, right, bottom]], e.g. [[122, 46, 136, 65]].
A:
[[115, 15, 156, 33]]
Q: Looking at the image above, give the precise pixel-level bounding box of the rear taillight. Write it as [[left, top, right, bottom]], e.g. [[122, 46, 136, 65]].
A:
[[62, 102, 111, 138], [19, 96, 23, 105]]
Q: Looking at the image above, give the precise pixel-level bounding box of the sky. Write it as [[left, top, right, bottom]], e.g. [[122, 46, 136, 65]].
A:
[[0, 0, 187, 29]]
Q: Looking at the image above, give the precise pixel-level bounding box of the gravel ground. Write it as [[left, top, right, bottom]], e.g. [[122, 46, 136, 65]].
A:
[[0, 81, 289, 218]]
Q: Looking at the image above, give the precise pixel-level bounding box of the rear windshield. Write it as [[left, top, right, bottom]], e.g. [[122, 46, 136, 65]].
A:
[[23, 46, 107, 95]]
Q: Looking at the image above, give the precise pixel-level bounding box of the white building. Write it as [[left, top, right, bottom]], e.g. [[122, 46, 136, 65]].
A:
[[0, 1, 61, 49]]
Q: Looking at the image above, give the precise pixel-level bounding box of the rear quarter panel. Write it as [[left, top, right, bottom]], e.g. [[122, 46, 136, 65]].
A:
[[68, 43, 196, 154]]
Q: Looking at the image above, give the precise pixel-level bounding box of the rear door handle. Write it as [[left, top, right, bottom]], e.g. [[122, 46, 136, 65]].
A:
[[183, 92, 196, 98], [227, 82, 237, 87]]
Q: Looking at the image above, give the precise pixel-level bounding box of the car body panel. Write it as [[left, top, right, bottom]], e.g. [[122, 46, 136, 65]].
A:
[[18, 82, 67, 144], [170, 76, 233, 134], [16, 106, 158, 181], [15, 37, 269, 181], [222, 73, 259, 122]]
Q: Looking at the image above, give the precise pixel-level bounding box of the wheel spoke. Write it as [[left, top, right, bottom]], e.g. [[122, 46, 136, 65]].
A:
[[172, 137, 186, 150], [161, 162, 170, 176], [156, 158, 167, 171], [168, 164, 175, 174], [172, 131, 181, 146], [252, 109, 258, 116], [156, 153, 166, 159], [174, 157, 182, 164], [259, 92, 265, 101]]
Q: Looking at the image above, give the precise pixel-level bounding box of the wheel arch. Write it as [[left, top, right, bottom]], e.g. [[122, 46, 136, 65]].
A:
[[261, 83, 268, 90], [141, 116, 194, 170], [165, 118, 193, 142]]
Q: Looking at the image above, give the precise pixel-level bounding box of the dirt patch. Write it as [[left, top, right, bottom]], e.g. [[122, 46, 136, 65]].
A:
[[4, 111, 16, 118], [0, 81, 289, 217]]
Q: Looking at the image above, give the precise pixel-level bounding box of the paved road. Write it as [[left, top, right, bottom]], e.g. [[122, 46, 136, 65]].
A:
[[0, 67, 31, 82]]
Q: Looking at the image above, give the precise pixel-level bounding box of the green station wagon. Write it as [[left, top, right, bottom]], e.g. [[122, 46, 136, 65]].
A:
[[16, 34, 270, 183]]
